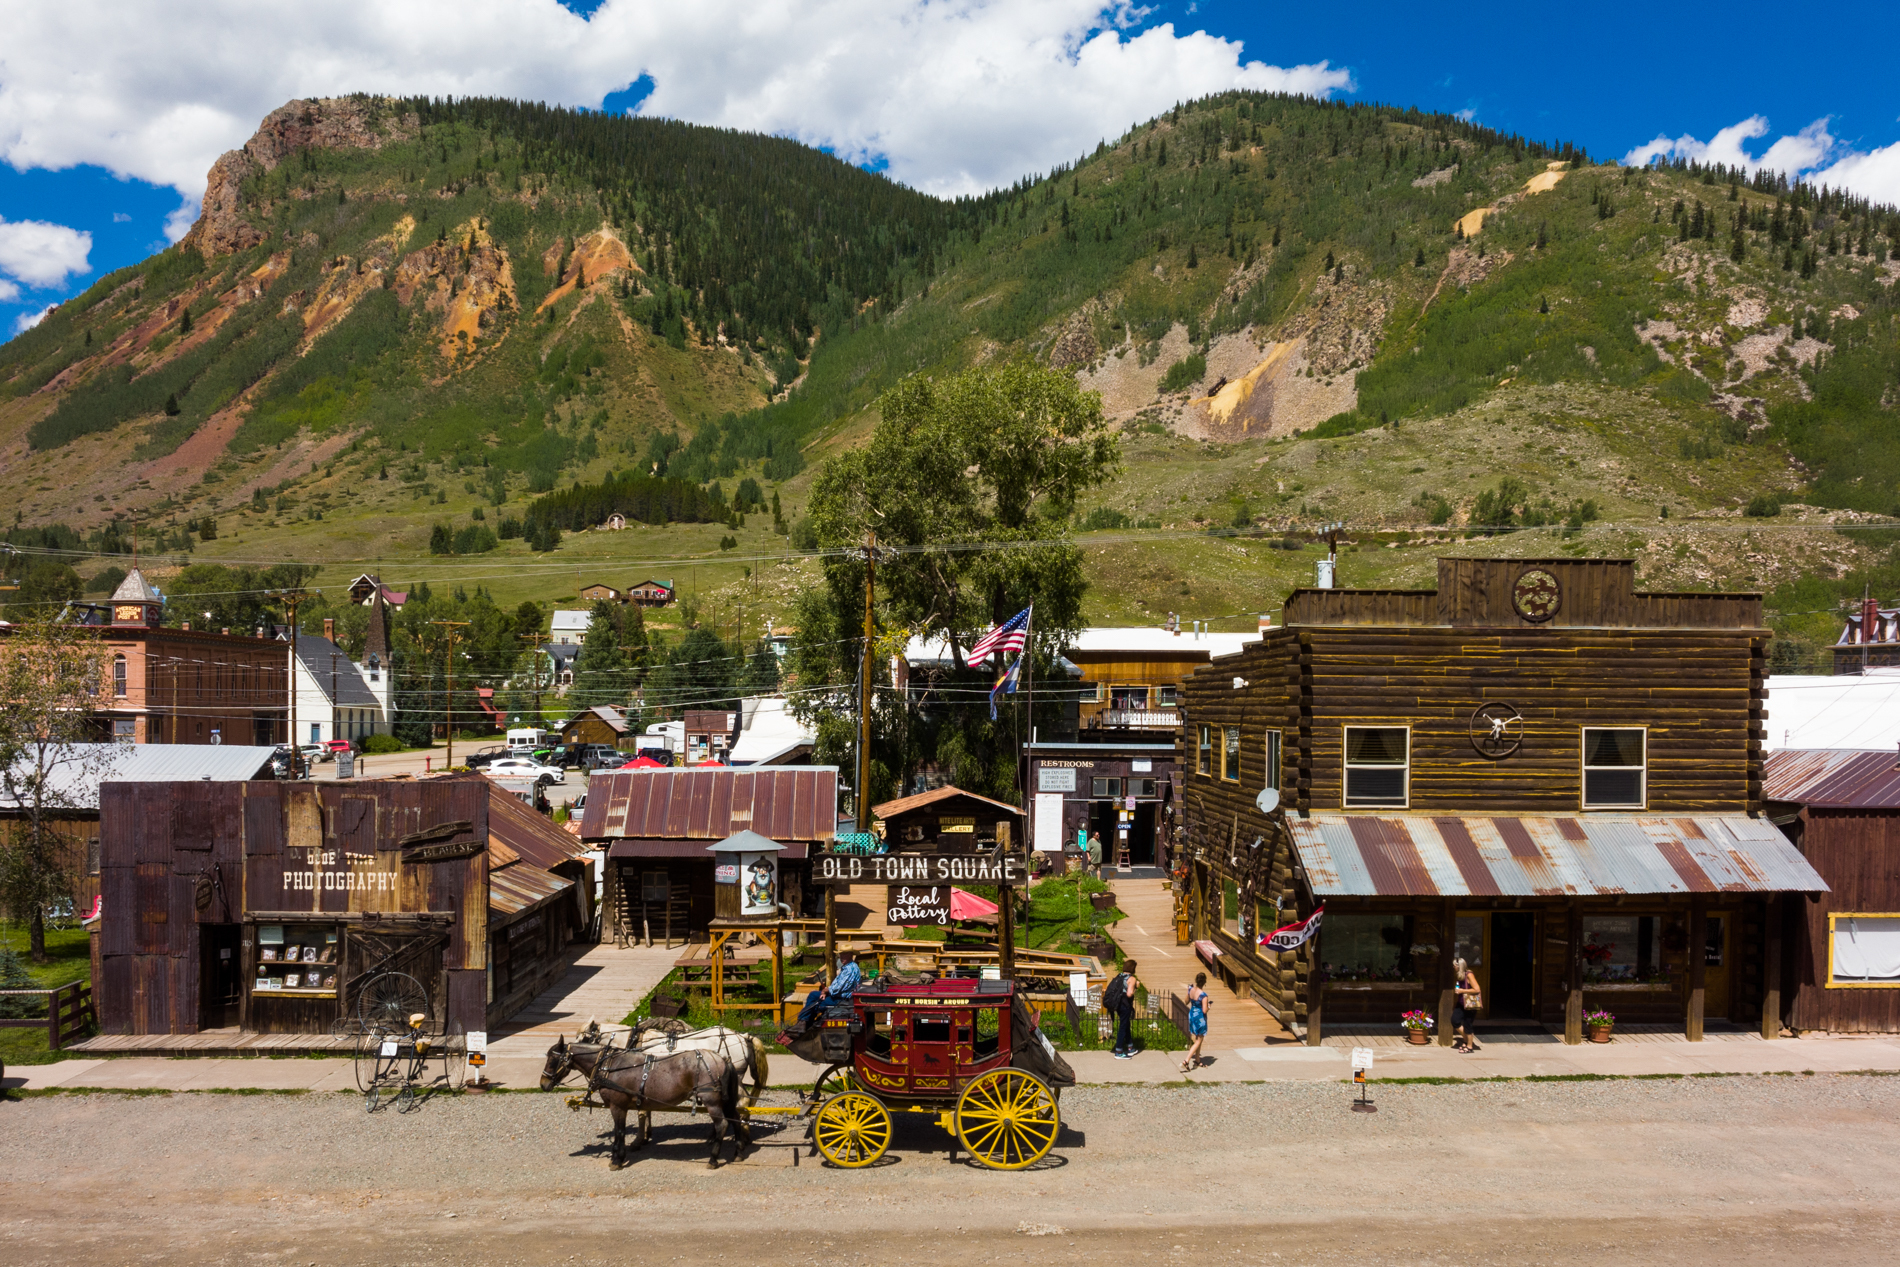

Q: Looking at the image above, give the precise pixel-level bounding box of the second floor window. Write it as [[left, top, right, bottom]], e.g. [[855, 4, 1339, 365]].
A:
[[1156, 685, 1179, 708], [1344, 726, 1408, 808], [1263, 729, 1282, 791], [113, 656, 127, 697], [1110, 685, 1148, 711], [1582, 728, 1646, 808], [1222, 726, 1241, 782], [1198, 724, 1212, 776], [1092, 776, 1122, 798]]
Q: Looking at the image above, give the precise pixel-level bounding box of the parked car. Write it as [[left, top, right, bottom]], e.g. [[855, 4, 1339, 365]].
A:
[[578, 744, 624, 771], [486, 756, 565, 787], [463, 746, 508, 770], [297, 743, 327, 764], [322, 739, 353, 758]]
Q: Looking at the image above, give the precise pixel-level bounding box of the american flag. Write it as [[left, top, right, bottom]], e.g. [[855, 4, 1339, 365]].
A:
[[967, 606, 1032, 662]]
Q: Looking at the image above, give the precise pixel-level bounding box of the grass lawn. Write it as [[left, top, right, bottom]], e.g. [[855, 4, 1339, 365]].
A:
[[0, 923, 96, 1067]]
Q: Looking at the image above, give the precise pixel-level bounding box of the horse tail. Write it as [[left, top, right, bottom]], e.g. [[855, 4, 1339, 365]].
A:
[[746, 1034, 769, 1106]]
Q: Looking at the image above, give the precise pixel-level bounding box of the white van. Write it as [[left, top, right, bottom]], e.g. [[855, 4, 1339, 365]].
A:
[[506, 727, 551, 755]]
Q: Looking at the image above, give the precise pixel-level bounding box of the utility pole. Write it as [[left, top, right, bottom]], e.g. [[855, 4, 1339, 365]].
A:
[[431, 620, 470, 768], [330, 652, 340, 750], [856, 529, 877, 835], [519, 629, 550, 725], [268, 588, 308, 776]]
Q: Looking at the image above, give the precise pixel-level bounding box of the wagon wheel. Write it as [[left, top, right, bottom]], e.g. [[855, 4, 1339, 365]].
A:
[[811, 1091, 892, 1168], [811, 1062, 857, 1101], [955, 1069, 1059, 1171], [438, 1028, 468, 1090], [354, 1025, 393, 1096], [358, 971, 429, 1033]]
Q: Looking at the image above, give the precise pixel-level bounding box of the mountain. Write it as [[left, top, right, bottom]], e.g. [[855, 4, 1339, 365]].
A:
[[3, 92, 1898, 666]]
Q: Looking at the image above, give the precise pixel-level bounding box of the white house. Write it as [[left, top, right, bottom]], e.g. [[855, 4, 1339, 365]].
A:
[[551, 609, 593, 645], [287, 618, 392, 748]]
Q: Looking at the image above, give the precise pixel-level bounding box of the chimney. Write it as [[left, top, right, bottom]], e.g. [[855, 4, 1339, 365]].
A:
[[221, 628, 230, 637], [181, 621, 190, 631], [323, 617, 335, 641], [1258, 613, 1274, 634]]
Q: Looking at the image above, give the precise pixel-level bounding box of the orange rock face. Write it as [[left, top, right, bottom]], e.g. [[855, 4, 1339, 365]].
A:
[[534, 226, 640, 314]]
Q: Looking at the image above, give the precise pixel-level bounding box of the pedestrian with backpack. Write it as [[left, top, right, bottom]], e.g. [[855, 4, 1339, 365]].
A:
[[1103, 959, 1140, 1058]]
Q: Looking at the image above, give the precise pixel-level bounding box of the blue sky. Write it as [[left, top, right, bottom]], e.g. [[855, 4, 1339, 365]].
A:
[[3, 1, 1897, 342]]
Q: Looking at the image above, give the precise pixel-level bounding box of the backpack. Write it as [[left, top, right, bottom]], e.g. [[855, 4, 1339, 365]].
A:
[[1101, 973, 1128, 1015]]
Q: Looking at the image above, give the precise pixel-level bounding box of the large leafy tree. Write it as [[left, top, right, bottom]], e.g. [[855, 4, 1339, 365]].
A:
[[789, 360, 1118, 802]]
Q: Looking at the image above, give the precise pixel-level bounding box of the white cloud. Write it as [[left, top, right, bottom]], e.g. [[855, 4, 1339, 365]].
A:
[[111, 212, 132, 223], [0, 279, 18, 303], [0, 217, 92, 288], [0, 1, 1351, 205], [1624, 115, 1900, 204], [14, 303, 57, 333]]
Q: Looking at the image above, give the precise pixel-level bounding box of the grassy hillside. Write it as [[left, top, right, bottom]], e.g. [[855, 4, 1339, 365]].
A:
[[3, 91, 1898, 671]]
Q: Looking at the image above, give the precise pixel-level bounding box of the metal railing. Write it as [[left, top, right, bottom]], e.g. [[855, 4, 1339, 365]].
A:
[[1090, 709, 1183, 728]]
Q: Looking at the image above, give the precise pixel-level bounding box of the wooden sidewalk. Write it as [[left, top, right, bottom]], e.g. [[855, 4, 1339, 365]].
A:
[[1104, 877, 1298, 1048]]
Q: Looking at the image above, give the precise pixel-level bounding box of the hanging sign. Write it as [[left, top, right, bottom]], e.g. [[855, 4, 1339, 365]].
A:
[[885, 885, 951, 926], [812, 852, 1027, 886]]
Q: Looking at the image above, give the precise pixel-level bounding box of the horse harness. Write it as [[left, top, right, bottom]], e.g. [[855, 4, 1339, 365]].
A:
[[572, 1043, 720, 1113]]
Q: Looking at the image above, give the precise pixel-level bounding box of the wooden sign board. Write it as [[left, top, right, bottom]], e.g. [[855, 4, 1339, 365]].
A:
[[811, 852, 1027, 887], [886, 885, 952, 927]]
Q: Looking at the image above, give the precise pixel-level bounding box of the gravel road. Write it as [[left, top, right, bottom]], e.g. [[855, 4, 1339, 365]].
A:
[[4, 1077, 1898, 1265]]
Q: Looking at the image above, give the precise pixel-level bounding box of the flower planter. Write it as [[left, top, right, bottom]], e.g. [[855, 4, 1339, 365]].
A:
[[1587, 1025, 1613, 1044], [1405, 1030, 1431, 1045]]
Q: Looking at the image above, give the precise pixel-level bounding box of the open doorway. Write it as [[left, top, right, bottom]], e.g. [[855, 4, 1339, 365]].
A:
[[1487, 913, 1537, 1019], [199, 924, 242, 1030], [1128, 803, 1156, 865]]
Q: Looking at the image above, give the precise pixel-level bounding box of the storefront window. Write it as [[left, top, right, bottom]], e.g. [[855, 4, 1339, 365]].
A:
[[1828, 916, 1900, 986], [254, 922, 341, 996], [1580, 915, 1668, 983], [1321, 913, 1417, 981], [1454, 915, 1485, 968], [1222, 727, 1241, 782], [1092, 776, 1122, 798], [1262, 730, 1282, 791]]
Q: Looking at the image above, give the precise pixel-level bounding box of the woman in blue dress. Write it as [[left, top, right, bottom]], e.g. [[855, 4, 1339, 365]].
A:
[[1180, 971, 1211, 1072]]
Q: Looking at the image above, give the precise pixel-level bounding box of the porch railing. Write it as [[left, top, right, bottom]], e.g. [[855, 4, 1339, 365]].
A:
[[0, 980, 96, 1050], [1092, 709, 1182, 728]]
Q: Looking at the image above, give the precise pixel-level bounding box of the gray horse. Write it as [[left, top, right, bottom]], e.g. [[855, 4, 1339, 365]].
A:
[[540, 1034, 751, 1169]]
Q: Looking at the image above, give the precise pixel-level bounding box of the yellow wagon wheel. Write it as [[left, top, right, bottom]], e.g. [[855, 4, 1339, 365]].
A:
[[955, 1069, 1060, 1170], [811, 1091, 892, 1168]]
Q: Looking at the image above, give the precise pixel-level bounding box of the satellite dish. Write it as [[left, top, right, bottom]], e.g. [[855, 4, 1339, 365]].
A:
[[1255, 787, 1280, 815]]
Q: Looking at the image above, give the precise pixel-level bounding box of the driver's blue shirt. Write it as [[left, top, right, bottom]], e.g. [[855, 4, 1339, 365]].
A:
[[825, 960, 862, 1002]]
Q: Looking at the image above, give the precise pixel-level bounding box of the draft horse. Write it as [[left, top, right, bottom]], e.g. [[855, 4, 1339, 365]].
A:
[[540, 1034, 751, 1169]]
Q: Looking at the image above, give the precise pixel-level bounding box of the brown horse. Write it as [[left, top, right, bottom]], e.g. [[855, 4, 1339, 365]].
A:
[[540, 1035, 750, 1169]]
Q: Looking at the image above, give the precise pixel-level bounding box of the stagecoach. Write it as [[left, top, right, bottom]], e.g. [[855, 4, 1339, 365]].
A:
[[785, 975, 1075, 1170]]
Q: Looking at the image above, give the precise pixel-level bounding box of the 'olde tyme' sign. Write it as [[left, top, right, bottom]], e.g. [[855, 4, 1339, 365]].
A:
[[886, 885, 952, 926], [812, 852, 1027, 886]]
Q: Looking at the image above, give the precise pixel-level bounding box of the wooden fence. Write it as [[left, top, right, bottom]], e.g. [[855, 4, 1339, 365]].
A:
[[0, 981, 96, 1050]]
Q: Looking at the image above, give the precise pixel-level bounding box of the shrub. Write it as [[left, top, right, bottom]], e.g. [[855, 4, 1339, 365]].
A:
[[1158, 352, 1206, 393], [362, 733, 405, 754], [1744, 493, 1783, 517]]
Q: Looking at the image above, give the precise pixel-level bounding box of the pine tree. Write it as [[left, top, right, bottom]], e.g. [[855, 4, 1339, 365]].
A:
[[1186, 243, 1198, 269], [179, 308, 192, 334], [1539, 295, 1549, 314], [1323, 249, 1335, 271], [1782, 246, 1794, 272], [163, 393, 180, 416], [1535, 221, 1548, 249], [1414, 247, 1426, 268]]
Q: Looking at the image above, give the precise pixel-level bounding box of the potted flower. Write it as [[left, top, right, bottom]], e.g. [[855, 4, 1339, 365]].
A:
[[1401, 1009, 1434, 1044], [1584, 1008, 1615, 1043]]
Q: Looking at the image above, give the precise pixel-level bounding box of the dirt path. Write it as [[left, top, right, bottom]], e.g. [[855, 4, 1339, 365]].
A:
[[4, 1077, 1897, 1264]]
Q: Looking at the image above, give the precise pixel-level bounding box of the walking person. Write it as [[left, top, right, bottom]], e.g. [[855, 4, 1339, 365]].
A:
[[1451, 958, 1483, 1052], [1105, 959, 1140, 1058], [1180, 971, 1211, 1073], [1085, 830, 1103, 879]]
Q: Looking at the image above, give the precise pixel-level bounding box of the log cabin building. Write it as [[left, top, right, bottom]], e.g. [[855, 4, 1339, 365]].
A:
[[1178, 557, 1828, 1044], [95, 778, 591, 1037]]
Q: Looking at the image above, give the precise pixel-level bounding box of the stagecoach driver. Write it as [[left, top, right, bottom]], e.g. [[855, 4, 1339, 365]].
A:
[[796, 950, 863, 1028]]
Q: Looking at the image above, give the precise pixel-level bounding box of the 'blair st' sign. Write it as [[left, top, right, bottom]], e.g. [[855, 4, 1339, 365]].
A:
[[812, 852, 1026, 886]]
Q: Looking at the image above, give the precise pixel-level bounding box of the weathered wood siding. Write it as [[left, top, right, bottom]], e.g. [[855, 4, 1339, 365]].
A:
[[1785, 809, 1900, 1034]]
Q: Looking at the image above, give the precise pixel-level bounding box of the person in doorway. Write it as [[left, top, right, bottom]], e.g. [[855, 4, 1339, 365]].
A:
[[1180, 971, 1211, 1073], [796, 950, 862, 1028], [1107, 959, 1140, 1058], [1451, 957, 1483, 1052], [1086, 831, 1103, 879]]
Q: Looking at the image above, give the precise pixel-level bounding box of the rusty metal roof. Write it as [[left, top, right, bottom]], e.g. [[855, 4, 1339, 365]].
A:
[[487, 857, 573, 921], [580, 766, 838, 842], [1763, 748, 1900, 808], [1286, 814, 1827, 897], [872, 785, 1025, 820]]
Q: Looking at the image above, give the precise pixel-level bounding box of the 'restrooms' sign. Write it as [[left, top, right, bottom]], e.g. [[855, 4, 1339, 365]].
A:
[[812, 852, 1026, 886]]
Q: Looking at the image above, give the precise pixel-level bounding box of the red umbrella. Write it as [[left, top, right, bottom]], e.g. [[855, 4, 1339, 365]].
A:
[[949, 888, 999, 922], [620, 756, 668, 769]]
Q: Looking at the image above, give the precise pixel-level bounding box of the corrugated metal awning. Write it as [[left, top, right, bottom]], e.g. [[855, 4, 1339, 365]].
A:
[[1763, 749, 1900, 808], [1286, 814, 1828, 897], [488, 859, 574, 921], [581, 766, 838, 843], [608, 838, 811, 860]]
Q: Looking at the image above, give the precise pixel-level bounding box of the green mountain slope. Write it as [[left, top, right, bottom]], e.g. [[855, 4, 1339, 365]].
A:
[[3, 92, 1899, 664]]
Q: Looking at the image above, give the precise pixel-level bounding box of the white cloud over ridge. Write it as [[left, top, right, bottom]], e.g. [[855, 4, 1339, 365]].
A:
[[14, 303, 56, 333], [0, 0, 1352, 221], [1625, 116, 1900, 205], [0, 217, 92, 288]]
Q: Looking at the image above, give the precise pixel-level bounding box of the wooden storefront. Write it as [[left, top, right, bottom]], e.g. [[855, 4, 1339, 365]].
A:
[[1025, 742, 1177, 866], [1765, 749, 1900, 1033], [1178, 557, 1828, 1043], [97, 778, 587, 1037]]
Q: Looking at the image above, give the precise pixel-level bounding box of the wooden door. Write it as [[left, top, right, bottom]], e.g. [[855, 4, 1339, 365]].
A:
[[1704, 915, 1730, 1018]]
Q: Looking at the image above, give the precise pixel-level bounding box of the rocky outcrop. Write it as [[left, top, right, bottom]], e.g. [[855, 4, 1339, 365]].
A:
[[534, 225, 640, 313], [394, 218, 517, 358], [181, 96, 418, 259]]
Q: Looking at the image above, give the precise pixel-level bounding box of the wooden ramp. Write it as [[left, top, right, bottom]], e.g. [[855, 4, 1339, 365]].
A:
[[485, 940, 679, 1055], [1104, 877, 1298, 1048]]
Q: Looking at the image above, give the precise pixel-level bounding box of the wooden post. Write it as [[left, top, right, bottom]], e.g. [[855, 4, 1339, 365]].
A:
[[1564, 901, 1583, 1045], [1437, 898, 1457, 1047], [1760, 894, 1782, 1041], [824, 889, 837, 979], [999, 880, 1017, 980], [772, 923, 784, 1016], [711, 929, 726, 1014], [1306, 974, 1324, 1047], [1686, 897, 1707, 1042]]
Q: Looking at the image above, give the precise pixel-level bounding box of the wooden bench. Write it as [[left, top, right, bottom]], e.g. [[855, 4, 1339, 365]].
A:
[[1193, 939, 1251, 996]]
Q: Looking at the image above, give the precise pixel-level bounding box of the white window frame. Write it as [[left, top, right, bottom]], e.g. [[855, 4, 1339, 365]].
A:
[[1827, 913, 1900, 988], [1197, 724, 1212, 777], [1221, 726, 1242, 783], [1580, 726, 1647, 810], [1263, 729, 1282, 792], [1343, 725, 1410, 809]]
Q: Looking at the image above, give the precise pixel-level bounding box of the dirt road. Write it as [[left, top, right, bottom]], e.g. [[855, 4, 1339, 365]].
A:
[[4, 1078, 1898, 1264]]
